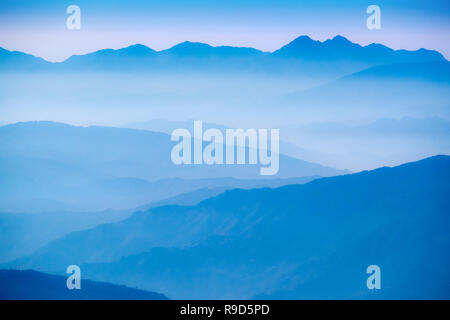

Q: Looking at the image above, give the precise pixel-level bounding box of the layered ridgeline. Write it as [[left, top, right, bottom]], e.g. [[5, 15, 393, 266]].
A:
[[6, 156, 450, 299], [0, 270, 168, 300], [286, 60, 450, 119], [1, 35, 448, 172], [0, 121, 340, 212], [0, 35, 445, 75], [280, 59, 450, 170], [0, 176, 319, 264], [1, 36, 448, 173], [0, 210, 132, 264]]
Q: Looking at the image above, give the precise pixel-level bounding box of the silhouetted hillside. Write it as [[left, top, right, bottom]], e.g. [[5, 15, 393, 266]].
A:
[[6, 156, 449, 299], [348, 61, 450, 83], [0, 121, 341, 212], [273, 35, 444, 64], [82, 155, 450, 299], [0, 269, 168, 300], [0, 210, 131, 264]]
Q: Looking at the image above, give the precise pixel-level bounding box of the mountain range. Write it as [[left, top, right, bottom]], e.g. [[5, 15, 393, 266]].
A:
[[1, 36, 448, 163], [5, 155, 449, 299], [0, 175, 319, 264], [0, 210, 131, 264], [283, 60, 450, 125], [0, 35, 445, 76], [1, 32, 449, 300], [0, 121, 341, 212]]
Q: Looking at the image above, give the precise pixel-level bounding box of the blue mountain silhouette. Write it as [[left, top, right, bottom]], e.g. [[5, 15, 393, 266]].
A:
[[160, 41, 264, 57], [349, 61, 450, 83], [0, 47, 49, 71], [0, 121, 339, 212], [285, 60, 450, 118], [79, 155, 449, 299], [0, 269, 168, 300], [0, 35, 445, 75], [0, 210, 133, 264], [6, 155, 449, 299], [273, 35, 445, 63]]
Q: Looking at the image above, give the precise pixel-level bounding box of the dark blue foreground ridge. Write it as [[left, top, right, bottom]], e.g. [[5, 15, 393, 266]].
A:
[[0, 269, 169, 300]]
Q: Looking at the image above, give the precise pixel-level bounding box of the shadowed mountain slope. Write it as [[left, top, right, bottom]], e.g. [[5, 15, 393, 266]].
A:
[[0, 269, 168, 300], [6, 156, 449, 299]]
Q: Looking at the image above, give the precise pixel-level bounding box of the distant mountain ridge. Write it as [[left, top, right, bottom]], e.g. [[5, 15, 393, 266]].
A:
[[284, 60, 450, 123], [0, 210, 131, 264], [0, 121, 340, 212], [0, 35, 445, 75], [273, 35, 445, 63], [0, 47, 49, 71], [349, 60, 450, 83]]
